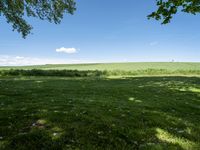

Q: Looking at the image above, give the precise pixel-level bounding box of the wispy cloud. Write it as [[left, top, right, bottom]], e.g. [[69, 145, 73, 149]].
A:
[[150, 41, 158, 46], [56, 47, 77, 54], [0, 55, 82, 66]]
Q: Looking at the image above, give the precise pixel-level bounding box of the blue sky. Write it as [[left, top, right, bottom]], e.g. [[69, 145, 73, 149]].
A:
[[0, 0, 200, 65]]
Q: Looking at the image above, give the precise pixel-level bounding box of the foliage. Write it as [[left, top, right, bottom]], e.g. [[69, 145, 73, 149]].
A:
[[1, 1, 200, 37], [0, 69, 107, 77], [0, 0, 76, 38], [1, 68, 200, 77], [148, 0, 200, 24]]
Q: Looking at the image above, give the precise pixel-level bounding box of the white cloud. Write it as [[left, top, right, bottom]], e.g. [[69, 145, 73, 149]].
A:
[[0, 55, 83, 66], [15, 56, 24, 59], [56, 47, 77, 54]]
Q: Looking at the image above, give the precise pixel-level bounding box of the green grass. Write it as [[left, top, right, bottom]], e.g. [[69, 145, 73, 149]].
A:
[[1, 64, 200, 77], [1, 62, 200, 71], [0, 76, 200, 149]]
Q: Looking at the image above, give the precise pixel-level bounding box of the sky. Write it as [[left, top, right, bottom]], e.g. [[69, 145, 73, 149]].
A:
[[0, 0, 200, 66]]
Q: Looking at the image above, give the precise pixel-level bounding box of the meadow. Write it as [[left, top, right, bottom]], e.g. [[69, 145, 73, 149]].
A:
[[0, 62, 200, 150], [1, 62, 200, 71]]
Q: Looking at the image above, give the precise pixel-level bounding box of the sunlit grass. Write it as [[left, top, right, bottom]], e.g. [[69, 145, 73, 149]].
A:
[[1, 62, 200, 71], [128, 97, 142, 103], [156, 128, 198, 150]]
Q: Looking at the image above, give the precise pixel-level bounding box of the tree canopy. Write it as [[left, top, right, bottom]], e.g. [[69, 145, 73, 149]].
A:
[[0, 0, 76, 38], [148, 0, 200, 24], [1, 0, 200, 38]]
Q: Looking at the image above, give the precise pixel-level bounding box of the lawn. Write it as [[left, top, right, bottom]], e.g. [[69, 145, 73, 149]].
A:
[[0, 75, 200, 149]]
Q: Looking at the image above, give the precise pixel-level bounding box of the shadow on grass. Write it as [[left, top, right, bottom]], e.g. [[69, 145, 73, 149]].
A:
[[0, 76, 200, 149]]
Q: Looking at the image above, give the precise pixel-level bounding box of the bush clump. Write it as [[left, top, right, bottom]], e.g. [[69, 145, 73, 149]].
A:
[[0, 69, 107, 77], [1, 68, 200, 77]]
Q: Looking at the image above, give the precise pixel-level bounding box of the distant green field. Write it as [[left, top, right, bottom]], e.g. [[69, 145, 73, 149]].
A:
[[1, 62, 200, 71]]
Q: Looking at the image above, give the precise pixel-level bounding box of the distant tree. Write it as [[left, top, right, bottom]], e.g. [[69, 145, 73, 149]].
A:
[[148, 0, 200, 24], [0, 0, 76, 38]]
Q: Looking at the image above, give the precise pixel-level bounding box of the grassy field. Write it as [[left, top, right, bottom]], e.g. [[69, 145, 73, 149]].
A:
[[1, 62, 200, 71], [1, 62, 200, 77], [0, 63, 200, 149]]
